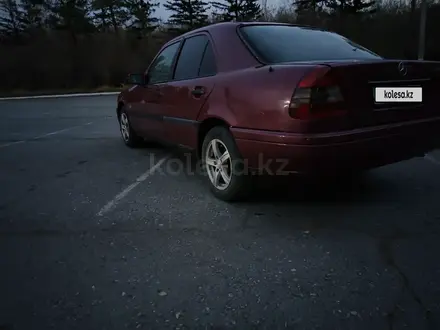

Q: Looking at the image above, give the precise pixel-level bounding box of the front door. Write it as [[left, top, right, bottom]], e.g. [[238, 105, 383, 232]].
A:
[[137, 41, 182, 140], [162, 34, 218, 149]]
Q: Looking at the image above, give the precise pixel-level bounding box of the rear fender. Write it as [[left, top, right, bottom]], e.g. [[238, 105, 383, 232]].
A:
[[199, 66, 317, 133]]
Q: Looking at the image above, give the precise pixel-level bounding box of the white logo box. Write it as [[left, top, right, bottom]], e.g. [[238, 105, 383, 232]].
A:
[[375, 87, 422, 103]]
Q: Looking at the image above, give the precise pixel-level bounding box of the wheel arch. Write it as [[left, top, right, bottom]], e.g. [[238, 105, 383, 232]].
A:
[[197, 117, 231, 158], [117, 101, 124, 120]]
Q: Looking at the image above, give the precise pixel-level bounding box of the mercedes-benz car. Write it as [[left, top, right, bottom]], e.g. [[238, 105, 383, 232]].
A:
[[116, 22, 440, 201]]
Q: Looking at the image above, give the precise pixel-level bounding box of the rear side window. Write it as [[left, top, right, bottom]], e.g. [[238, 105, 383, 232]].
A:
[[174, 35, 209, 80], [240, 25, 381, 64], [199, 41, 217, 77]]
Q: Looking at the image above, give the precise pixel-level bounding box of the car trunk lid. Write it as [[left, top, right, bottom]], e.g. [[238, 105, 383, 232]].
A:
[[327, 59, 440, 128]]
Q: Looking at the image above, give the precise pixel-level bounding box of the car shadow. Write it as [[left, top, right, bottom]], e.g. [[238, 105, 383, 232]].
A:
[[170, 148, 430, 236], [171, 147, 392, 206], [232, 171, 408, 235], [247, 172, 382, 203]]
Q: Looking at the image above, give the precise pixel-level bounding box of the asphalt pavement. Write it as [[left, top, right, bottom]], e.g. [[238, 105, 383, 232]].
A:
[[1, 95, 440, 330]]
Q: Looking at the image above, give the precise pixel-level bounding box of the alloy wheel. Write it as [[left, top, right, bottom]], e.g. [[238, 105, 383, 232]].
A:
[[205, 138, 232, 191], [120, 113, 130, 142]]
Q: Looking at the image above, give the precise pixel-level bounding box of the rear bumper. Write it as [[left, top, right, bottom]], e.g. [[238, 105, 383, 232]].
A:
[[231, 117, 440, 174]]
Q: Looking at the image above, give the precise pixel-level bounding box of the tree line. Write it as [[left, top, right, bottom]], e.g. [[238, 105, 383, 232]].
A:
[[0, 0, 264, 43], [0, 0, 439, 94]]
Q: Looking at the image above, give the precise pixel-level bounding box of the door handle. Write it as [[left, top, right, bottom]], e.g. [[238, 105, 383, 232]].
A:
[[191, 86, 205, 97]]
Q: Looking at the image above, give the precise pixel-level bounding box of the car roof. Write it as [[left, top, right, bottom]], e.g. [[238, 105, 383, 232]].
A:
[[158, 22, 329, 73], [164, 21, 323, 45]]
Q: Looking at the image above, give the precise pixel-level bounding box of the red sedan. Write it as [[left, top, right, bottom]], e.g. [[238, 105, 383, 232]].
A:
[[117, 22, 440, 201]]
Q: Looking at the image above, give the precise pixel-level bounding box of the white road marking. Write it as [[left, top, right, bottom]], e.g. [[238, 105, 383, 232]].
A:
[[0, 122, 93, 149], [0, 140, 26, 148], [424, 154, 440, 166], [0, 92, 119, 101], [96, 156, 170, 217]]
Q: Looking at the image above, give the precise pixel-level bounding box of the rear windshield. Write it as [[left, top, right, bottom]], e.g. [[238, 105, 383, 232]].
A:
[[239, 25, 381, 64]]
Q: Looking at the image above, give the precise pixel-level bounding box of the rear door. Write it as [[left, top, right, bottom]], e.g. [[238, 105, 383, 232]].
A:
[[162, 34, 217, 148]]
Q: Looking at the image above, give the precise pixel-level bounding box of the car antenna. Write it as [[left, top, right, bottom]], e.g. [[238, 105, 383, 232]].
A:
[[268, 66, 274, 72]]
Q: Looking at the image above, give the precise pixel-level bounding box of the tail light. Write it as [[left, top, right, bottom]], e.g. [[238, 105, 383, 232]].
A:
[[289, 66, 347, 120]]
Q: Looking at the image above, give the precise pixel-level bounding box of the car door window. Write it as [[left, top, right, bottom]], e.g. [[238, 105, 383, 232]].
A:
[[148, 42, 181, 84], [174, 35, 209, 81], [199, 41, 217, 77]]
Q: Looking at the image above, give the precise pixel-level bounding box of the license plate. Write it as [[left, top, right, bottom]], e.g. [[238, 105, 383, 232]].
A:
[[374, 87, 422, 103]]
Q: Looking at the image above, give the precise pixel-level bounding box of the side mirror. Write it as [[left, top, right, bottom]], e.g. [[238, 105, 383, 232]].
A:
[[125, 73, 145, 85]]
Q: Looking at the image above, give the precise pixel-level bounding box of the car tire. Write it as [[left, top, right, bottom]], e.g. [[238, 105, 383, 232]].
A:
[[119, 108, 143, 148], [201, 126, 251, 202]]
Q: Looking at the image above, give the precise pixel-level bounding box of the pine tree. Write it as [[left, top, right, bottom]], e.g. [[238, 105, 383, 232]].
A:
[[242, 0, 261, 20], [45, 0, 94, 43], [19, 0, 50, 36], [211, 0, 261, 22], [349, 0, 376, 14], [0, 0, 26, 40], [125, 0, 160, 37], [163, 0, 209, 33], [327, 0, 376, 15], [91, 0, 129, 33], [293, 0, 326, 14]]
